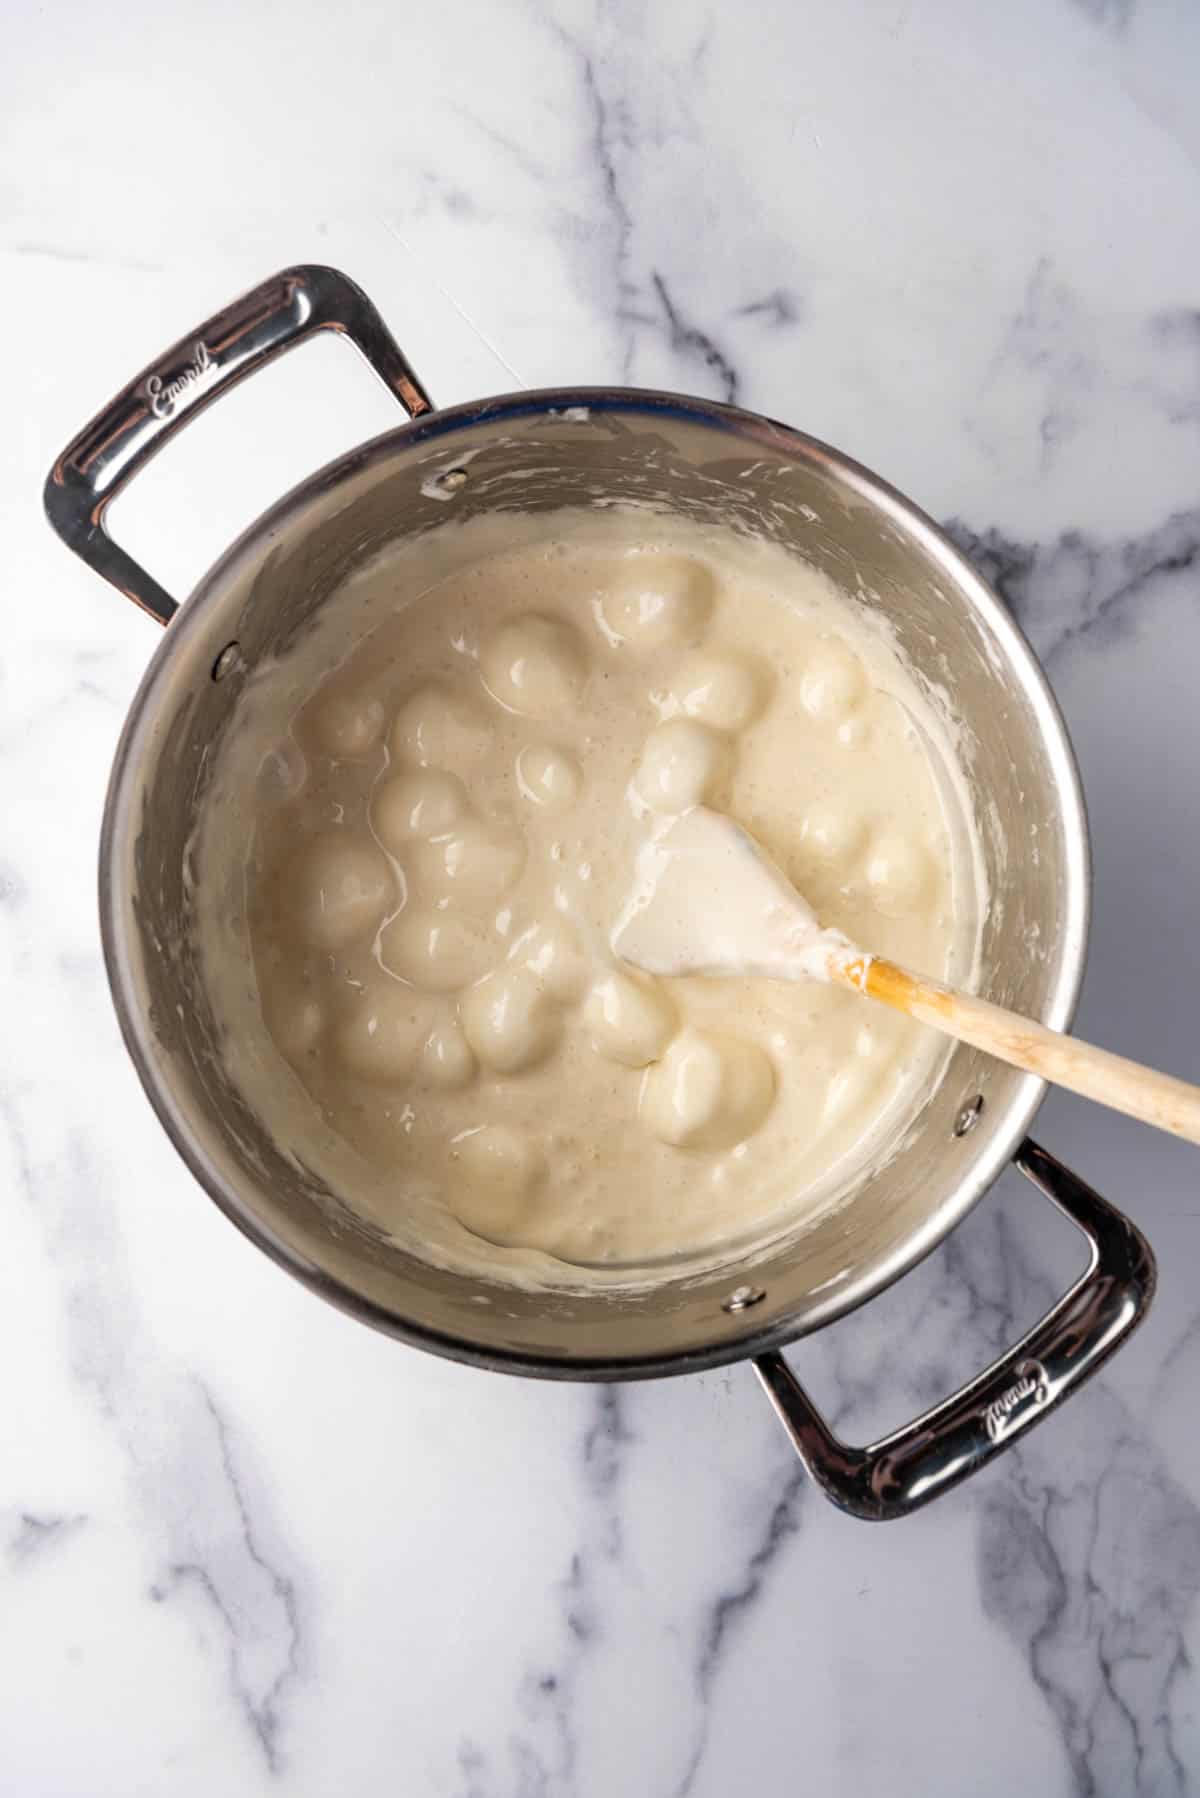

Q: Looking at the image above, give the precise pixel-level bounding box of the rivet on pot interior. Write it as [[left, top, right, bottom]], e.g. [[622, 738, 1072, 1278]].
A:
[[212, 642, 245, 682], [723, 1284, 766, 1314], [954, 1096, 984, 1137]]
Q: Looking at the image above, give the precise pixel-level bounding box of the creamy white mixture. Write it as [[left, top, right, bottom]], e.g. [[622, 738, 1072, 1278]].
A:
[[195, 509, 983, 1284]]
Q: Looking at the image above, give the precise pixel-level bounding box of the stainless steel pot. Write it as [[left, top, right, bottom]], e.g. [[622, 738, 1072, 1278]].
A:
[[45, 266, 1154, 1519]]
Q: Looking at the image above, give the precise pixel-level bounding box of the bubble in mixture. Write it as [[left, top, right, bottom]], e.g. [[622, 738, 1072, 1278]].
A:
[[422, 1022, 477, 1090], [280, 834, 392, 950], [450, 1125, 545, 1243], [800, 638, 867, 723], [392, 682, 492, 768], [373, 768, 469, 848], [866, 833, 929, 916], [516, 743, 582, 810], [305, 685, 386, 761], [632, 720, 728, 814], [460, 967, 561, 1073], [583, 971, 676, 1068], [481, 613, 586, 718], [332, 987, 431, 1084], [379, 908, 495, 992], [416, 818, 525, 908], [640, 1030, 775, 1150], [597, 554, 714, 649], [667, 649, 764, 732]]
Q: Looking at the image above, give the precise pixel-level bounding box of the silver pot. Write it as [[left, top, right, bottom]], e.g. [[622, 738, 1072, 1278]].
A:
[[45, 266, 1154, 1519]]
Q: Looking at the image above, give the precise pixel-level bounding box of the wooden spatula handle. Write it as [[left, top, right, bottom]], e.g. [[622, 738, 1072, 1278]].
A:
[[833, 955, 1200, 1146]]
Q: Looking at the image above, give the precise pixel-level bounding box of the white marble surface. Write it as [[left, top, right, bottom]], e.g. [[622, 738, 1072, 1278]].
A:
[[4, 0, 1200, 1791]]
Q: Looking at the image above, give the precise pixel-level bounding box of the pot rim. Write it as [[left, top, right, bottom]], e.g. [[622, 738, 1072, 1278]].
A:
[[99, 384, 1091, 1379]]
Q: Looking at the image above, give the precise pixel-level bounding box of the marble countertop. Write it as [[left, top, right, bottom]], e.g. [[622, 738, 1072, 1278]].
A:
[[5, 1, 1200, 1791]]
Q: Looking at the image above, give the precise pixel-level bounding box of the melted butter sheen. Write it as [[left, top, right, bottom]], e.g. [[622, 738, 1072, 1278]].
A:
[[201, 510, 982, 1283]]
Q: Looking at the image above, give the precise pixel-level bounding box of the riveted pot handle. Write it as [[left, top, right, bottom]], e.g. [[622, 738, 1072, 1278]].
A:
[[43, 264, 434, 627], [754, 1139, 1155, 1520]]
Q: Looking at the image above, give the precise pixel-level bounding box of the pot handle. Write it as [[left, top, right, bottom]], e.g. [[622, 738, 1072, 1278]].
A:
[[43, 264, 434, 627], [754, 1139, 1155, 1520]]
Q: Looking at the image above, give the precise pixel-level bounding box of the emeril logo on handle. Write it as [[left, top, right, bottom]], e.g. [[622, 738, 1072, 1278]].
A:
[[983, 1359, 1051, 1442], [145, 342, 214, 419]]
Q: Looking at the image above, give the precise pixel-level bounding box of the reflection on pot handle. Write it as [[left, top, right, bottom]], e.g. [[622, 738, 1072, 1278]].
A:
[[754, 1140, 1155, 1520], [43, 265, 434, 628]]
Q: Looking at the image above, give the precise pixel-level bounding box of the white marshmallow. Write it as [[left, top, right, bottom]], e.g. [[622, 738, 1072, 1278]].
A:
[[332, 987, 431, 1084], [450, 1125, 545, 1242], [667, 649, 763, 731], [422, 1022, 477, 1090], [801, 802, 867, 864], [373, 768, 469, 848], [379, 908, 495, 992], [632, 720, 728, 814], [415, 819, 525, 908], [481, 613, 586, 718], [260, 982, 323, 1062], [800, 638, 867, 722], [866, 833, 929, 916], [583, 971, 676, 1068], [513, 919, 588, 1001], [306, 685, 386, 759], [640, 1030, 775, 1150], [597, 554, 714, 649], [459, 967, 560, 1074], [516, 743, 582, 810], [391, 683, 492, 768], [280, 834, 392, 950]]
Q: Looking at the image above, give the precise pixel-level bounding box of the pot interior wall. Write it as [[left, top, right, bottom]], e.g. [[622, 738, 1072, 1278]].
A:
[[108, 398, 1084, 1373]]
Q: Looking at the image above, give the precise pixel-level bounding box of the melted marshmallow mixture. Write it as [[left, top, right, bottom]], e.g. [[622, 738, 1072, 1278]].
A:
[[196, 510, 982, 1281]]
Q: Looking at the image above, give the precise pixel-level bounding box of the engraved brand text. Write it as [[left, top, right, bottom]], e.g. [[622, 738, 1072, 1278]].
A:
[[983, 1360, 1050, 1442], [146, 342, 213, 419]]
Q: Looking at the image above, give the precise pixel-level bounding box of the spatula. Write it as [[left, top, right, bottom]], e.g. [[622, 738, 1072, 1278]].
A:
[[611, 806, 1200, 1146]]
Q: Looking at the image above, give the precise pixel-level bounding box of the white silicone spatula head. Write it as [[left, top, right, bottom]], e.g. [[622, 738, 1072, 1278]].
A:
[[610, 805, 849, 983], [612, 807, 1200, 1148]]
